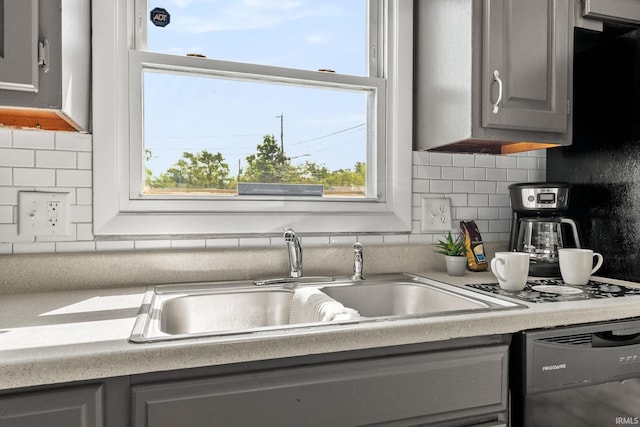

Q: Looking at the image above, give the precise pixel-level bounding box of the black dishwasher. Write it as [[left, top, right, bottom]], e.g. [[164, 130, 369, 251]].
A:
[[511, 319, 640, 426]]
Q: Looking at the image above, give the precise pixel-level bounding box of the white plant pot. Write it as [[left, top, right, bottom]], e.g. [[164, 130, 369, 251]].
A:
[[445, 255, 468, 276]]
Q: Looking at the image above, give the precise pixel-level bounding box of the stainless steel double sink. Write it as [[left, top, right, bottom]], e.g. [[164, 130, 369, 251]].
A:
[[130, 273, 524, 343]]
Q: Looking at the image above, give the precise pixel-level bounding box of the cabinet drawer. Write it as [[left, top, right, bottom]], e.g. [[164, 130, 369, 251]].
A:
[[133, 345, 508, 427]]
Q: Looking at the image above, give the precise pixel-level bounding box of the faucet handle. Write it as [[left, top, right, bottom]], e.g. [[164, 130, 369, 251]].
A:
[[283, 228, 297, 241], [352, 242, 365, 281]]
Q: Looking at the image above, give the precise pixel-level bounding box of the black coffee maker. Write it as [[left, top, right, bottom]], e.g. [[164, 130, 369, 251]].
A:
[[509, 182, 582, 276]]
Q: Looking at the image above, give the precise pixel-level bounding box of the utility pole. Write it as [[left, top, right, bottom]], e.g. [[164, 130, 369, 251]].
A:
[[275, 113, 284, 152]]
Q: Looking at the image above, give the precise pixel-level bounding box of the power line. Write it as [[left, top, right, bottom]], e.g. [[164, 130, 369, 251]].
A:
[[286, 123, 365, 147]]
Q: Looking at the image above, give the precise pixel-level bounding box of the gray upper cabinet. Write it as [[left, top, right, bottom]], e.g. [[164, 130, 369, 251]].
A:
[[0, 0, 39, 93], [0, 0, 90, 132], [482, 0, 569, 133], [415, 0, 573, 154], [582, 0, 640, 25]]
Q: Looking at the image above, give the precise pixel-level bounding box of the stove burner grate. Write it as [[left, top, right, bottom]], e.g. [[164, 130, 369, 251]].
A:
[[466, 279, 640, 303]]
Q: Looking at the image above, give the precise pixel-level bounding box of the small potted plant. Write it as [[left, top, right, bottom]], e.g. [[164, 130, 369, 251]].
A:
[[435, 231, 467, 276]]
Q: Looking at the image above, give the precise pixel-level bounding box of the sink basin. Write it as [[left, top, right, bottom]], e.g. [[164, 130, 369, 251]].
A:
[[160, 289, 293, 335], [130, 273, 524, 343], [321, 282, 487, 317]]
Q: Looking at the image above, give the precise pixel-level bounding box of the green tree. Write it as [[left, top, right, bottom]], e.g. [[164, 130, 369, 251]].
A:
[[241, 135, 297, 183], [154, 150, 231, 189]]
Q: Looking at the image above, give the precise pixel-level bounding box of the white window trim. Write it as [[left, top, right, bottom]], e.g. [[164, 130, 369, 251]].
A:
[[92, 0, 413, 238]]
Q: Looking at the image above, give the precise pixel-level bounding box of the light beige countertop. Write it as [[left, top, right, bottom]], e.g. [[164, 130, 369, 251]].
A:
[[2, 269, 640, 391]]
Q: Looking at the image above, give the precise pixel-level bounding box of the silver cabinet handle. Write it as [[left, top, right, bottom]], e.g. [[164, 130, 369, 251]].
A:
[[492, 70, 503, 114]]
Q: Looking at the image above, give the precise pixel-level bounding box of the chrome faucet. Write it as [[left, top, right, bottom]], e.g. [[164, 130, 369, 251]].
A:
[[284, 228, 303, 278], [351, 242, 365, 280]]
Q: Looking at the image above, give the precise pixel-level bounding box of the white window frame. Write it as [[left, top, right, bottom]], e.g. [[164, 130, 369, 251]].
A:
[[92, 0, 413, 238]]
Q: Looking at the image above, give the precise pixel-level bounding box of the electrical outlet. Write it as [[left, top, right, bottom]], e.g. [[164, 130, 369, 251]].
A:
[[18, 192, 70, 236], [421, 197, 452, 232]]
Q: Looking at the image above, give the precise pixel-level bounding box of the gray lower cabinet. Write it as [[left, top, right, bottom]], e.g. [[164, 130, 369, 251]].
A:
[[415, 0, 573, 154], [0, 384, 103, 427], [132, 345, 509, 427]]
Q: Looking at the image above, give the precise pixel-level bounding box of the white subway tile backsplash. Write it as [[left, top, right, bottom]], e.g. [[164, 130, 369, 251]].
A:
[[516, 156, 539, 169], [429, 152, 453, 166], [0, 148, 34, 167], [77, 152, 92, 169], [0, 205, 13, 223], [506, 168, 529, 182], [71, 205, 93, 223], [474, 181, 496, 194], [13, 168, 56, 186], [477, 207, 499, 220], [76, 188, 92, 205], [13, 130, 54, 149], [76, 223, 94, 241], [412, 151, 430, 165], [468, 194, 489, 206], [417, 165, 441, 179], [452, 180, 475, 193], [452, 154, 475, 167], [489, 219, 511, 233], [442, 167, 464, 180], [13, 242, 55, 253], [57, 169, 92, 187], [0, 187, 19, 204], [413, 179, 430, 193], [96, 240, 135, 251], [55, 241, 96, 252], [486, 168, 507, 181], [496, 156, 517, 169], [474, 155, 496, 168], [528, 169, 545, 182], [134, 240, 171, 250], [0, 168, 11, 185], [171, 239, 206, 249], [0, 130, 547, 255], [489, 194, 510, 206], [0, 129, 11, 147], [205, 238, 241, 248], [36, 150, 76, 169], [430, 180, 453, 193], [463, 167, 486, 180], [55, 132, 92, 151], [383, 234, 410, 244]]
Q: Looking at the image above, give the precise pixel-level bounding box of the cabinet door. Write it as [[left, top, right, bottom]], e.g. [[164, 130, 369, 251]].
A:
[[0, 384, 103, 427], [482, 0, 569, 133], [0, 0, 39, 93], [132, 345, 508, 427]]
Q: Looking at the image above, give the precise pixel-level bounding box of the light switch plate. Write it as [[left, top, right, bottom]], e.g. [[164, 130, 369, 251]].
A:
[[18, 192, 71, 236], [421, 197, 452, 232]]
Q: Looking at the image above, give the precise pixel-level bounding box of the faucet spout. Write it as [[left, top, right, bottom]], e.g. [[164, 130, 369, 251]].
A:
[[351, 242, 365, 281], [284, 228, 303, 278]]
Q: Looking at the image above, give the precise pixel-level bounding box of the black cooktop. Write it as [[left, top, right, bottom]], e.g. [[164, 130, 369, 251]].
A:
[[466, 279, 640, 303]]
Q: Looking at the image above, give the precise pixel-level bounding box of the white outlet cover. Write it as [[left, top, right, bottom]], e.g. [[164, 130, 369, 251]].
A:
[[421, 197, 452, 232], [18, 192, 71, 237]]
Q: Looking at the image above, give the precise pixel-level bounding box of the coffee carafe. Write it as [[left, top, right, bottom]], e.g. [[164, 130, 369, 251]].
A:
[[509, 183, 582, 276]]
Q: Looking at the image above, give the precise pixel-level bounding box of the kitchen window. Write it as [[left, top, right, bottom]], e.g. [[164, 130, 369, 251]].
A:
[[92, 0, 412, 237]]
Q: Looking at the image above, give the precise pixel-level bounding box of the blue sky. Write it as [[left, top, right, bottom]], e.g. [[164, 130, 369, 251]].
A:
[[143, 0, 367, 177]]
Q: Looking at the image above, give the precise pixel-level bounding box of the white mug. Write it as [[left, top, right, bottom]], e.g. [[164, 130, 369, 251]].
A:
[[491, 252, 530, 292], [558, 248, 603, 285]]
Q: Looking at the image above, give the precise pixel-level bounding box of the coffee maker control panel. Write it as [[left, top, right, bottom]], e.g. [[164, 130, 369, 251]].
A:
[[512, 185, 570, 211]]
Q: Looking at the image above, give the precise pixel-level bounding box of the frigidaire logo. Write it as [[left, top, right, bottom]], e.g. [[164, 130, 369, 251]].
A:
[[542, 363, 566, 371]]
